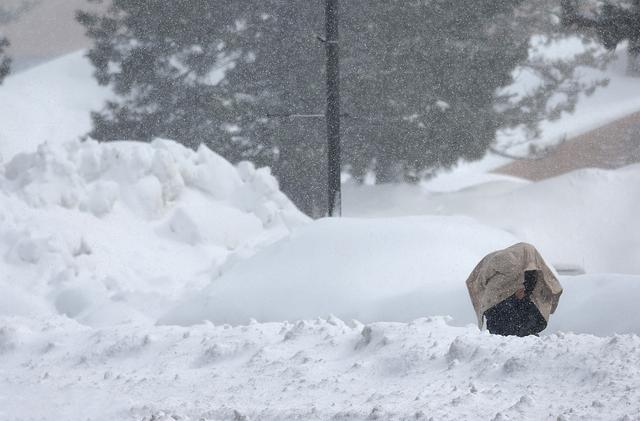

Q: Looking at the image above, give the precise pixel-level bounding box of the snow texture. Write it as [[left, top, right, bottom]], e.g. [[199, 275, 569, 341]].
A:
[[0, 139, 308, 328], [345, 165, 640, 275], [3, 315, 640, 420], [1, 49, 640, 420]]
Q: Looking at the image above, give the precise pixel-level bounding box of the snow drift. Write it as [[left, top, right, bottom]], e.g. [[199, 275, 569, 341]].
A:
[[4, 315, 640, 421], [161, 216, 520, 326], [161, 163, 640, 335], [3, 137, 639, 337], [1, 46, 640, 419], [345, 164, 640, 275], [0, 138, 309, 326]]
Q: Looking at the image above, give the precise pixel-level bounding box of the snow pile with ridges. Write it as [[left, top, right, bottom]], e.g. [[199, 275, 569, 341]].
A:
[[2, 315, 639, 421], [0, 138, 309, 326]]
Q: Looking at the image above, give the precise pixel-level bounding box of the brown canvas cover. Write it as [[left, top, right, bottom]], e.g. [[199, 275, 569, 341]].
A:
[[466, 242, 563, 329]]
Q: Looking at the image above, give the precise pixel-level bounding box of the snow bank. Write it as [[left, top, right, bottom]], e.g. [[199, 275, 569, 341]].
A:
[[345, 164, 640, 275], [550, 273, 640, 336], [5, 139, 634, 337], [161, 216, 519, 326], [3, 315, 640, 421], [464, 164, 640, 275], [0, 139, 309, 326]]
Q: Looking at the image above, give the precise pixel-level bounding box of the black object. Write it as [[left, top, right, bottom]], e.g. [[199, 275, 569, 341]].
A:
[[325, 0, 341, 217], [484, 270, 547, 337]]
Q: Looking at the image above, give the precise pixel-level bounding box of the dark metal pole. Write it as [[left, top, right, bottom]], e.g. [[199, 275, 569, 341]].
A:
[[325, 0, 341, 217]]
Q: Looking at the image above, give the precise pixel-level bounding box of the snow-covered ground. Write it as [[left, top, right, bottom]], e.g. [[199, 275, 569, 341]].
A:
[[0, 48, 639, 420], [0, 138, 638, 420], [4, 315, 640, 421]]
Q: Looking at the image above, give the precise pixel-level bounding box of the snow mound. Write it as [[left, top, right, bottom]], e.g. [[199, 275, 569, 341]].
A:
[[0, 139, 309, 326], [346, 164, 640, 275], [161, 211, 640, 336], [161, 216, 519, 326], [458, 164, 640, 275]]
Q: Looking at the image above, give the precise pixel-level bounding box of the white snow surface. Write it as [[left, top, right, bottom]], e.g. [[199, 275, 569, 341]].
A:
[[3, 315, 640, 421], [165, 164, 640, 337], [0, 51, 112, 161], [345, 164, 640, 275], [161, 216, 518, 326], [0, 138, 309, 328], [2, 141, 638, 420], [1, 49, 640, 420]]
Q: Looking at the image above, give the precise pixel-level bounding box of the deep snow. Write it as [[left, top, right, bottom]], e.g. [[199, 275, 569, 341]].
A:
[[3, 315, 640, 421], [0, 139, 308, 327], [1, 46, 640, 420], [161, 216, 519, 326], [1, 138, 638, 420], [345, 164, 640, 275]]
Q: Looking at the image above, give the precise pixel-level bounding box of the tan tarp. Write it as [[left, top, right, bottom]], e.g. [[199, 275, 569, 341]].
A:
[[466, 242, 563, 329]]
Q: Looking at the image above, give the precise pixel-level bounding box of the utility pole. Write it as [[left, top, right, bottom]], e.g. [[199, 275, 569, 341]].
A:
[[325, 0, 341, 217]]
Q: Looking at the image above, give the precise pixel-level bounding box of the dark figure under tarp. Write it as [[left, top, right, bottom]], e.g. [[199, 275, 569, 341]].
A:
[[484, 270, 547, 336], [465, 243, 563, 337]]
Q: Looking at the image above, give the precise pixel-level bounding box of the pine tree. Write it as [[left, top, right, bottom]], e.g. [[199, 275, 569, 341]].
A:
[[562, 0, 640, 73], [78, 0, 602, 216], [76, 1, 249, 158]]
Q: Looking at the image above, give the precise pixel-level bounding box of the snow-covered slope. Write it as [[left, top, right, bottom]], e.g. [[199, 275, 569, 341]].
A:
[[4, 141, 637, 337], [2, 43, 640, 175], [0, 51, 110, 161]]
